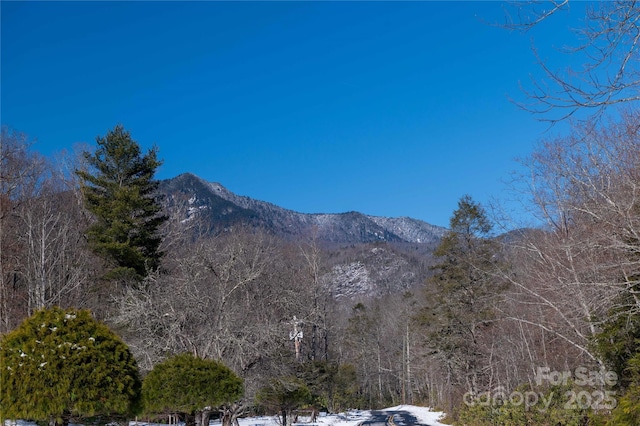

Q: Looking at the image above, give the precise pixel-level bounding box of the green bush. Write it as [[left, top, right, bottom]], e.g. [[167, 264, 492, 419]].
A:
[[255, 377, 312, 426], [610, 353, 640, 425], [142, 353, 243, 421], [0, 307, 141, 426]]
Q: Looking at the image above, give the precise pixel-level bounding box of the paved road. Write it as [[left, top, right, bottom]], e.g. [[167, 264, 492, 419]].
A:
[[360, 410, 431, 426]]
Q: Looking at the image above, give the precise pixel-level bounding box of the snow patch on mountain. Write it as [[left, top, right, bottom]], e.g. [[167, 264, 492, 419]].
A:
[[369, 216, 446, 245], [324, 261, 372, 298]]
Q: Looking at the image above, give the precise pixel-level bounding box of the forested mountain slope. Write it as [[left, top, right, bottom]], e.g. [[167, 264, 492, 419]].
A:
[[160, 173, 445, 245]]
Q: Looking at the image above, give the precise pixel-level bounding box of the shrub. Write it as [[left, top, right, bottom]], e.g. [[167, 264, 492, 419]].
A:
[[255, 377, 312, 426], [142, 353, 243, 426], [457, 383, 603, 426], [0, 307, 141, 426]]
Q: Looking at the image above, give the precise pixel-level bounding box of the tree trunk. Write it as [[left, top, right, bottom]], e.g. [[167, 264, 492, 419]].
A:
[[185, 413, 196, 426], [200, 409, 211, 426], [221, 403, 242, 426], [221, 409, 232, 426], [195, 411, 202, 426], [194, 410, 211, 426]]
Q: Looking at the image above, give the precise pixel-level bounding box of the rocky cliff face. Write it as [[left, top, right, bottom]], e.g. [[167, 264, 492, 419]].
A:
[[322, 245, 425, 298]]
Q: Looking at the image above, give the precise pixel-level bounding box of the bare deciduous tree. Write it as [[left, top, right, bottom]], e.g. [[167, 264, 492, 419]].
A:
[[503, 1, 640, 122], [0, 129, 93, 332], [497, 110, 640, 387], [17, 162, 93, 314], [113, 225, 331, 416], [0, 127, 43, 332]]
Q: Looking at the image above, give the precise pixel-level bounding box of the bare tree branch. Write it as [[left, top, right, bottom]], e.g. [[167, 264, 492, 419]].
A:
[[503, 1, 640, 123]]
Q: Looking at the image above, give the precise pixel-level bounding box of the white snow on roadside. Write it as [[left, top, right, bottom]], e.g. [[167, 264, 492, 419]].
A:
[[383, 405, 447, 426], [234, 406, 446, 426], [5, 406, 446, 426], [234, 410, 372, 426]]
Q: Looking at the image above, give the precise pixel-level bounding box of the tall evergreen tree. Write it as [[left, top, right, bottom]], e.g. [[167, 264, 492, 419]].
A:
[[76, 125, 166, 281], [416, 195, 502, 399]]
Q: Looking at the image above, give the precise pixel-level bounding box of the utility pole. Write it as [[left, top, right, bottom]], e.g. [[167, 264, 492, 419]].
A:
[[406, 322, 412, 404], [290, 316, 303, 361]]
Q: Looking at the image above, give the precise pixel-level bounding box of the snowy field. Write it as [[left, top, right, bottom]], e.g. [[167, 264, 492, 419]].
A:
[[5, 406, 447, 426]]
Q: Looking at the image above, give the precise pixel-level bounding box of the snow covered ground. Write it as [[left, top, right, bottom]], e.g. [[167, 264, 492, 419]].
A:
[[233, 406, 447, 426], [381, 405, 447, 426], [5, 406, 447, 426]]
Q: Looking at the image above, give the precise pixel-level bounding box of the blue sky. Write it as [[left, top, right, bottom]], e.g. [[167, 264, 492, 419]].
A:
[[2, 1, 586, 228]]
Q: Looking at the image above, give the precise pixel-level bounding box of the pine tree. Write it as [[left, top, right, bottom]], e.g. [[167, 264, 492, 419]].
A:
[[295, 360, 359, 413], [142, 353, 243, 426], [416, 195, 502, 397], [0, 307, 141, 426], [76, 125, 166, 281]]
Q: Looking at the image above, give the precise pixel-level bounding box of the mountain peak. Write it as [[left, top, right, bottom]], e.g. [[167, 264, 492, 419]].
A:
[[160, 174, 446, 245]]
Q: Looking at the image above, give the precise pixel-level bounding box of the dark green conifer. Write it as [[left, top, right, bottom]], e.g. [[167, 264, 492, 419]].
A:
[[76, 125, 166, 281], [0, 307, 141, 426], [416, 195, 502, 395], [611, 353, 640, 424]]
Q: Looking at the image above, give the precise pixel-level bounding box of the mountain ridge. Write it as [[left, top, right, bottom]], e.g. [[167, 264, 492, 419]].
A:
[[160, 172, 446, 246]]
